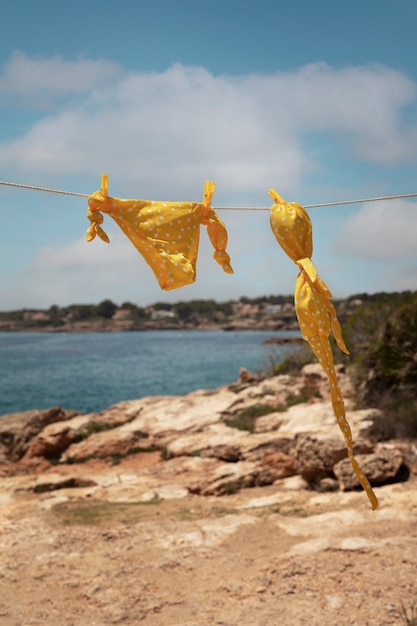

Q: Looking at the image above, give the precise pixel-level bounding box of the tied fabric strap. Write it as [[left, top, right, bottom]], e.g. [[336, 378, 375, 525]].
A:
[[269, 188, 378, 510], [201, 180, 233, 275]]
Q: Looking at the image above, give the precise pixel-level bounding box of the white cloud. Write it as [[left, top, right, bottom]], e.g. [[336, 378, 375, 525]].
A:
[[0, 235, 139, 308], [337, 200, 417, 260], [394, 264, 417, 291], [0, 50, 124, 106], [1, 212, 284, 309], [1, 55, 417, 309], [282, 62, 417, 164], [0, 57, 416, 199]]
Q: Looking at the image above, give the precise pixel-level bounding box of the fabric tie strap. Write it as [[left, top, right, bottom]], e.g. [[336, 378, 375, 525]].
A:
[[86, 201, 110, 243], [296, 256, 348, 354], [201, 180, 234, 274]]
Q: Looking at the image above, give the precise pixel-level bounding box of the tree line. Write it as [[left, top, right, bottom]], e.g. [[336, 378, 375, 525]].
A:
[[0, 294, 296, 325]]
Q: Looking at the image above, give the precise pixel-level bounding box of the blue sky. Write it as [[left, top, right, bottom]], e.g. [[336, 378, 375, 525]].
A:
[[1, 0, 417, 310]]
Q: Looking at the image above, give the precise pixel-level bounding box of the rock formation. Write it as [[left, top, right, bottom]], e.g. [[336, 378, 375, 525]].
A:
[[1, 364, 415, 504]]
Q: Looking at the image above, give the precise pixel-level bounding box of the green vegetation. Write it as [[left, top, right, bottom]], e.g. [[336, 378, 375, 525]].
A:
[[0, 300, 151, 326], [285, 387, 322, 406], [401, 599, 417, 626], [342, 291, 417, 439], [70, 415, 138, 446], [52, 497, 247, 526], [160, 446, 175, 460], [72, 419, 138, 443], [274, 290, 417, 440], [110, 445, 157, 465], [271, 504, 309, 517], [0, 294, 297, 329], [96, 299, 117, 319], [272, 343, 316, 375], [173, 299, 233, 323], [225, 387, 322, 433], [225, 404, 278, 432], [239, 294, 294, 306], [63, 444, 158, 466], [52, 496, 161, 525]]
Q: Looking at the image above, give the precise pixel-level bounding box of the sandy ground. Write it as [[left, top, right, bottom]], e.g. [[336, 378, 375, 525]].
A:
[[0, 456, 416, 626]]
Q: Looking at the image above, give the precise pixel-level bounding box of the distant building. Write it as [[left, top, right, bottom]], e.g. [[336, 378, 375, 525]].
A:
[[149, 309, 176, 320], [262, 304, 282, 315], [113, 309, 132, 320], [233, 303, 260, 316], [23, 311, 50, 321]]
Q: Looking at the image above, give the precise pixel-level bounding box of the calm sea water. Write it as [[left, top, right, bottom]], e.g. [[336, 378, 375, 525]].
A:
[[0, 330, 301, 415]]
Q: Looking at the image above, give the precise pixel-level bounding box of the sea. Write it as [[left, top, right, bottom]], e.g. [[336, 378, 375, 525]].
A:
[[0, 330, 302, 416]]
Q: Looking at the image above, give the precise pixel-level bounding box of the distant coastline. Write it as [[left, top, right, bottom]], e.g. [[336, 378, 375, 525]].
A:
[[0, 293, 364, 334], [0, 296, 301, 334]]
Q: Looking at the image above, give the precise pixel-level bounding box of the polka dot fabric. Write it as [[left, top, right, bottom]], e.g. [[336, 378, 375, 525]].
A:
[[269, 188, 378, 510], [86, 180, 233, 290]]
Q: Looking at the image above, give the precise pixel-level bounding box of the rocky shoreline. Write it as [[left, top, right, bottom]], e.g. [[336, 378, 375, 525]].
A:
[[1, 363, 415, 496], [1, 365, 417, 625]]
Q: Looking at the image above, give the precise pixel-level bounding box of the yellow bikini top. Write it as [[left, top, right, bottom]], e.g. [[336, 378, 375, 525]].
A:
[[270, 188, 378, 510]]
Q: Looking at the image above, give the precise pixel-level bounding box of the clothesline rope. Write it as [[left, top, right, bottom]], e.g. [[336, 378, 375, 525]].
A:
[[0, 180, 88, 198], [1, 179, 417, 209]]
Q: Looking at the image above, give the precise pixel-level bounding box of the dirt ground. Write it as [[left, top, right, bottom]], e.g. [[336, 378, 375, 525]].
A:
[[0, 459, 416, 626]]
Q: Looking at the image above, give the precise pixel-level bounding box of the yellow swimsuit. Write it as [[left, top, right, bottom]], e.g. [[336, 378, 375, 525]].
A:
[[86, 176, 233, 290], [269, 188, 378, 510]]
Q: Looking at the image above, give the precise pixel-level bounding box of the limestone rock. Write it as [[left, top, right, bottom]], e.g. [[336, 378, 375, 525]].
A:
[[261, 451, 297, 478], [232, 374, 304, 408], [253, 412, 283, 433], [294, 434, 348, 483], [403, 442, 417, 475], [200, 444, 243, 462], [0, 371, 413, 503], [62, 428, 151, 462], [334, 445, 405, 490], [0, 407, 78, 462], [117, 387, 238, 437], [24, 403, 141, 461], [301, 362, 354, 401], [24, 414, 93, 460], [275, 401, 380, 441], [191, 461, 262, 496], [189, 451, 297, 497], [294, 433, 374, 484], [32, 474, 97, 493], [238, 367, 259, 384]]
